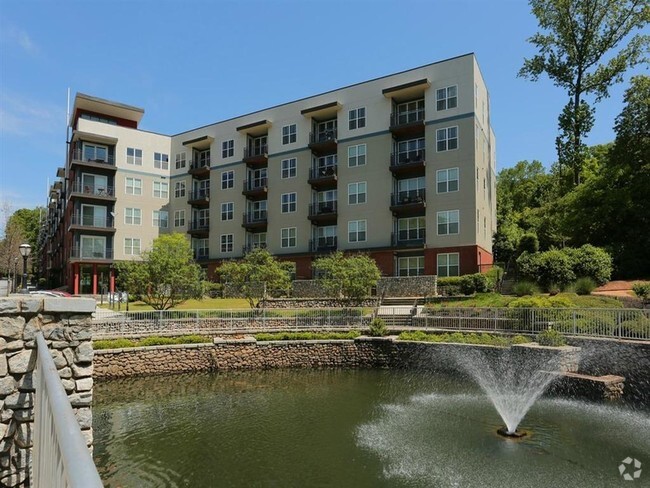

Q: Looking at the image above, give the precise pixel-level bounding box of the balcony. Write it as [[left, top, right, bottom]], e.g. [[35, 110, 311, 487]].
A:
[[188, 189, 210, 206], [310, 236, 337, 253], [308, 129, 337, 156], [389, 109, 425, 138], [188, 160, 210, 178], [194, 249, 210, 261], [70, 246, 114, 262], [188, 220, 210, 237], [242, 178, 268, 199], [389, 150, 426, 176], [392, 231, 426, 248], [69, 182, 116, 202], [68, 213, 115, 233], [308, 201, 337, 224], [70, 149, 116, 172], [242, 211, 268, 230], [243, 145, 268, 168], [242, 243, 267, 255], [390, 189, 426, 216], [308, 165, 337, 189]]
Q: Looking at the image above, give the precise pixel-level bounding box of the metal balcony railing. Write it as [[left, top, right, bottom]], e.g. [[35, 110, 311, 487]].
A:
[[242, 243, 267, 254], [70, 246, 114, 260], [194, 249, 210, 260], [243, 178, 268, 192], [310, 236, 337, 252], [189, 221, 210, 232], [243, 145, 268, 159], [309, 128, 338, 144], [391, 231, 426, 247], [308, 201, 338, 216], [390, 108, 425, 127], [70, 213, 114, 228], [391, 189, 426, 206], [243, 211, 268, 225], [308, 165, 337, 180], [390, 150, 426, 167], [71, 149, 115, 165], [71, 182, 114, 197], [188, 189, 210, 201], [190, 159, 211, 170]]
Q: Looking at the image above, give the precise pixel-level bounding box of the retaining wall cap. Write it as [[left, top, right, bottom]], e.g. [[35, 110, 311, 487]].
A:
[[44, 297, 96, 313]]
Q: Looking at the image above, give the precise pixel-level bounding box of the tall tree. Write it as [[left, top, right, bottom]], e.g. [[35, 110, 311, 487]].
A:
[[0, 203, 26, 280], [313, 252, 380, 304], [519, 0, 649, 186]]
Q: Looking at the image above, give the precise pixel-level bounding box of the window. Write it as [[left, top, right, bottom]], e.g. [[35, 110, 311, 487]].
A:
[[437, 210, 460, 235], [395, 99, 424, 124], [281, 158, 296, 178], [437, 168, 459, 193], [222, 140, 234, 158], [221, 170, 234, 189], [195, 149, 210, 167], [126, 147, 142, 165], [282, 124, 297, 145], [154, 152, 169, 170], [348, 144, 366, 167], [348, 220, 367, 243], [220, 234, 233, 253], [174, 210, 185, 227], [125, 177, 142, 196], [175, 152, 186, 169], [194, 238, 209, 259], [436, 127, 458, 152], [281, 227, 297, 248], [315, 119, 337, 141], [248, 232, 267, 250], [316, 154, 337, 173], [124, 208, 141, 225], [192, 179, 210, 200], [153, 210, 169, 228], [81, 174, 108, 196], [348, 182, 367, 205], [82, 143, 108, 163], [396, 138, 425, 163], [80, 235, 106, 259], [249, 200, 267, 220], [80, 204, 107, 227], [397, 217, 425, 242], [398, 256, 424, 276], [348, 107, 366, 130], [437, 253, 459, 277], [436, 86, 458, 111], [124, 238, 141, 256], [281, 192, 297, 213], [193, 208, 210, 227], [153, 181, 169, 198], [174, 181, 186, 198], [221, 202, 234, 221], [397, 176, 425, 201], [316, 225, 337, 248], [80, 114, 117, 125]]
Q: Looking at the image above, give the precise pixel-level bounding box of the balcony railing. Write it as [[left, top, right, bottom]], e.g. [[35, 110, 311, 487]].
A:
[[308, 201, 338, 221], [391, 231, 426, 247], [308, 129, 338, 155], [391, 189, 426, 206], [70, 246, 114, 260], [242, 243, 267, 254], [188, 221, 210, 233], [390, 150, 426, 167], [242, 178, 268, 195], [243, 146, 268, 166], [188, 189, 210, 204], [390, 109, 425, 127], [70, 213, 115, 229], [71, 149, 115, 166], [310, 236, 337, 252], [194, 249, 210, 261], [242, 211, 268, 227], [308, 165, 337, 187], [70, 182, 115, 198], [190, 159, 211, 170]]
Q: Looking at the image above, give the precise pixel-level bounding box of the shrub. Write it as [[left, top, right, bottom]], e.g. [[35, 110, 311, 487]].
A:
[[512, 281, 539, 297], [632, 282, 650, 301], [368, 317, 388, 337], [397, 331, 531, 346], [518, 233, 539, 254], [255, 331, 360, 341], [459, 274, 488, 295], [546, 282, 561, 295], [573, 277, 597, 295], [537, 328, 567, 347], [484, 266, 503, 291], [565, 245, 613, 285], [437, 276, 463, 296], [617, 317, 650, 339]]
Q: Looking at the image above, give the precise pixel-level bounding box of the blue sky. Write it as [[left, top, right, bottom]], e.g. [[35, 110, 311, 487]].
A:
[[0, 0, 644, 214]]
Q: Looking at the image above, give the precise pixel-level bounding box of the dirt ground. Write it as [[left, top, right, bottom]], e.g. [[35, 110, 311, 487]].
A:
[[593, 280, 647, 297]]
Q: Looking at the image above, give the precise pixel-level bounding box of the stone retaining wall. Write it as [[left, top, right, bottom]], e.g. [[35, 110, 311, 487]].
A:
[[0, 296, 96, 488]]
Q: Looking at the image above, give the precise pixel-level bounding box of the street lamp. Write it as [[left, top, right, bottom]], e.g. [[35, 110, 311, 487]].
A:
[[19, 244, 31, 294], [13, 258, 18, 293]]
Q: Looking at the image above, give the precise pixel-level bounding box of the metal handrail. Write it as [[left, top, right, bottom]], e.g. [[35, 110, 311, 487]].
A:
[[33, 332, 103, 487], [391, 189, 426, 206], [308, 201, 338, 216]]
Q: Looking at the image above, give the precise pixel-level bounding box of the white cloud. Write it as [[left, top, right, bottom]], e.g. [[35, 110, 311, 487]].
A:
[[0, 24, 38, 55], [0, 93, 65, 137]]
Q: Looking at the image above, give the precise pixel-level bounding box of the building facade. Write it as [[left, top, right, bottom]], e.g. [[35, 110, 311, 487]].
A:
[[40, 53, 496, 294]]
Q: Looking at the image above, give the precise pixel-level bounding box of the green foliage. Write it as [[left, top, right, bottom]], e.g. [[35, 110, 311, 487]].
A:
[[573, 277, 597, 296], [537, 328, 567, 347], [564, 245, 613, 284], [425, 293, 514, 309], [546, 283, 561, 295], [459, 273, 489, 295], [368, 317, 388, 337], [254, 331, 361, 341], [218, 249, 292, 308], [518, 249, 576, 287], [518, 233, 539, 254], [313, 252, 380, 304], [508, 295, 573, 309], [93, 335, 210, 350], [512, 280, 540, 297], [397, 331, 532, 347], [618, 317, 650, 339], [484, 266, 503, 291], [632, 282, 650, 300], [437, 276, 463, 296]]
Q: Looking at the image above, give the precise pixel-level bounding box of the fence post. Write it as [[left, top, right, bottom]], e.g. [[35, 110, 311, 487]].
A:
[[531, 308, 535, 332], [196, 310, 199, 328], [573, 310, 577, 335], [494, 308, 497, 331]]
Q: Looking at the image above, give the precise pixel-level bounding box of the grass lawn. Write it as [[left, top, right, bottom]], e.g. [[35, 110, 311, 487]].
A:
[[426, 292, 623, 308], [98, 297, 252, 311]]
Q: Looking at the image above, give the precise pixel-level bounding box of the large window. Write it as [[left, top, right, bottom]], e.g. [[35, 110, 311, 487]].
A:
[[395, 99, 424, 125], [281, 193, 297, 213], [126, 147, 142, 165], [348, 144, 366, 167], [398, 256, 424, 276], [437, 210, 460, 235], [398, 217, 425, 242], [221, 170, 234, 189], [221, 234, 234, 253], [436, 127, 458, 152], [437, 253, 459, 277], [153, 181, 169, 198], [348, 107, 366, 130], [222, 140, 234, 158], [124, 207, 142, 225], [221, 202, 234, 221], [396, 138, 425, 163], [194, 208, 210, 227], [196, 149, 210, 167], [436, 86, 458, 111], [81, 173, 108, 195], [174, 181, 186, 198], [397, 176, 425, 201], [80, 236, 106, 259], [175, 152, 186, 169], [125, 177, 142, 195], [281, 227, 297, 248], [82, 143, 108, 162], [153, 210, 168, 228], [124, 238, 141, 256], [248, 232, 267, 250], [437, 168, 459, 193], [281, 158, 297, 178], [194, 238, 209, 259], [154, 152, 169, 170], [348, 182, 367, 205], [249, 200, 267, 220], [174, 210, 185, 227], [348, 220, 367, 243], [282, 124, 297, 145], [80, 204, 106, 227], [316, 225, 337, 248]]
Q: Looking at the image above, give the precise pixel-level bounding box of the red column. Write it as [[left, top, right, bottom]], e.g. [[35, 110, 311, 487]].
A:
[[109, 267, 115, 293], [73, 264, 80, 295], [92, 264, 98, 295]]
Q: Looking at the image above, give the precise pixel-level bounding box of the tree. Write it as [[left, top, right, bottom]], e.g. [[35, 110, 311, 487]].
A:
[[115, 233, 204, 310], [0, 203, 26, 280], [519, 0, 649, 186], [313, 252, 380, 304], [218, 249, 292, 308]]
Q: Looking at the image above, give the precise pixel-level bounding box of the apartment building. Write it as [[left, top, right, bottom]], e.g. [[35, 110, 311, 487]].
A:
[[40, 53, 496, 294]]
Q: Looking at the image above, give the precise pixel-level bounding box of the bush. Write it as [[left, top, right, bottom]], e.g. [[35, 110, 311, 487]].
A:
[[508, 295, 573, 308], [397, 331, 532, 346], [573, 277, 597, 295], [93, 335, 210, 350], [537, 328, 567, 347], [484, 266, 503, 291], [512, 281, 539, 297], [565, 245, 613, 285], [437, 276, 463, 296], [255, 331, 360, 341], [546, 282, 561, 295], [368, 317, 388, 337], [518, 233, 539, 254], [617, 317, 650, 339], [632, 282, 650, 300]]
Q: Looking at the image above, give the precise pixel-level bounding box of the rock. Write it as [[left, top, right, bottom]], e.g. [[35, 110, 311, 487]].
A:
[[12, 409, 33, 422], [58, 367, 72, 379], [0, 410, 12, 423], [68, 392, 92, 407], [0, 377, 15, 396], [75, 378, 93, 392], [22, 318, 39, 341], [0, 469, 27, 488], [81, 428, 93, 447], [50, 349, 67, 369], [17, 374, 33, 392], [20, 298, 42, 314], [3, 392, 32, 410], [14, 423, 31, 448], [7, 351, 34, 375], [0, 339, 5, 353], [0, 318, 24, 340], [62, 348, 74, 366], [74, 408, 92, 429], [71, 363, 93, 378], [74, 342, 93, 363], [0, 354, 6, 376], [0, 300, 19, 315], [4, 341, 24, 352]]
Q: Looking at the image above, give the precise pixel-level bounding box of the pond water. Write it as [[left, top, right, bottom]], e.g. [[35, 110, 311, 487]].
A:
[[94, 369, 650, 487]]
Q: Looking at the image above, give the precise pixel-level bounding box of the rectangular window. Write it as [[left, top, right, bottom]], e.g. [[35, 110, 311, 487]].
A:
[[80, 235, 106, 259], [222, 140, 234, 158], [82, 143, 108, 163], [220, 234, 233, 253], [124, 238, 141, 256], [124, 208, 141, 226], [174, 181, 186, 198], [193, 208, 210, 227], [436, 127, 458, 152], [395, 99, 425, 125], [248, 232, 267, 250], [153, 210, 169, 228], [125, 177, 142, 196], [348, 182, 367, 205], [282, 124, 297, 145], [348, 107, 366, 130], [221, 170, 234, 189], [437, 253, 459, 277], [154, 152, 169, 170], [397, 176, 425, 202], [398, 256, 424, 277], [281, 192, 297, 213], [194, 238, 209, 259], [436, 86, 458, 111], [126, 147, 142, 165], [153, 181, 169, 198], [396, 138, 425, 163], [316, 225, 337, 248], [315, 119, 337, 141], [281, 158, 297, 178], [348, 220, 367, 243], [249, 200, 267, 220], [221, 202, 234, 221], [397, 217, 425, 242], [174, 210, 185, 227], [436, 168, 459, 193], [281, 227, 297, 248], [195, 149, 210, 167], [175, 152, 186, 169], [437, 210, 460, 235], [348, 144, 366, 167]]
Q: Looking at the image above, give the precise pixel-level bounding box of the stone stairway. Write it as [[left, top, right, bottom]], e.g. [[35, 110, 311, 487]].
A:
[[377, 297, 423, 328]]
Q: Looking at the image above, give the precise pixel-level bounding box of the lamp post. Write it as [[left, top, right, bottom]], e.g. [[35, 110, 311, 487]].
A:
[[13, 258, 18, 293], [19, 244, 31, 294]]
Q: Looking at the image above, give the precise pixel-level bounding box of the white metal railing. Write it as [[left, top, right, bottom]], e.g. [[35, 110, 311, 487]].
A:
[[33, 332, 103, 487], [92, 307, 650, 340]]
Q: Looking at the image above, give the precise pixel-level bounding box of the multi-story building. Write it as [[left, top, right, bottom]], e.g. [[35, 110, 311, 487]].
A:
[[40, 53, 496, 294]]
